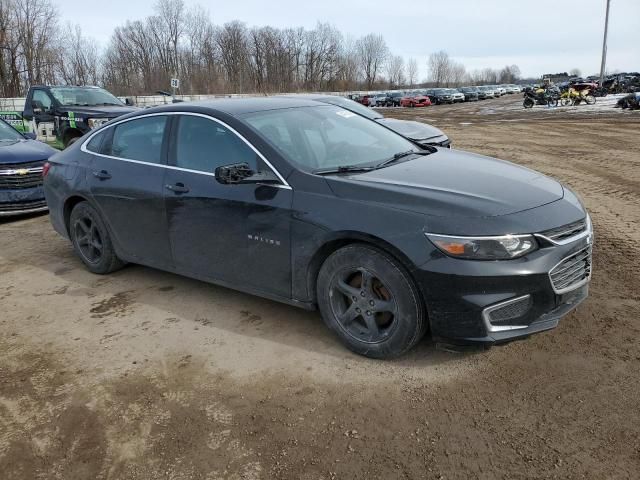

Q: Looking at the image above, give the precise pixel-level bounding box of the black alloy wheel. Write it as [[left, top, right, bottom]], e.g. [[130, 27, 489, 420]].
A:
[[317, 244, 427, 358], [330, 267, 398, 344], [74, 215, 103, 264], [69, 202, 126, 274]]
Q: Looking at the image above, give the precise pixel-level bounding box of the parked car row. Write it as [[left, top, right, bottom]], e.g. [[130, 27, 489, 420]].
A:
[[350, 84, 524, 108]]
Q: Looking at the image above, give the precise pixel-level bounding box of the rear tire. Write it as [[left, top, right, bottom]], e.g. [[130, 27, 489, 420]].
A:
[[69, 202, 126, 274], [523, 98, 534, 108], [65, 136, 81, 149], [316, 244, 427, 359], [585, 95, 596, 105]]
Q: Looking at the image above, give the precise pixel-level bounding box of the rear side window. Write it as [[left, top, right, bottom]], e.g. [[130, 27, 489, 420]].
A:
[[174, 115, 257, 173], [109, 116, 167, 164], [86, 131, 106, 153]]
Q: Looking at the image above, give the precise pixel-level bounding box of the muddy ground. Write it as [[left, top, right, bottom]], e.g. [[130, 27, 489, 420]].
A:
[[1, 94, 639, 479]]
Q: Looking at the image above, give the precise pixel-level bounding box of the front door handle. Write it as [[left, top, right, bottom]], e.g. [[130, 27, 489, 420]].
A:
[[92, 170, 111, 180], [165, 183, 189, 194]]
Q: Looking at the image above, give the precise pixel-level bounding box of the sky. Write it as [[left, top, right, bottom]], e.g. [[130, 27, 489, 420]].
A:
[[57, 0, 639, 80]]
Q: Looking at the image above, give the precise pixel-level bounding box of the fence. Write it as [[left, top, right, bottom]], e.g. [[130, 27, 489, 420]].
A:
[[0, 89, 381, 111]]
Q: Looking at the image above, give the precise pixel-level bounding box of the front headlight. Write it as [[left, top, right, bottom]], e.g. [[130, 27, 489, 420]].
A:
[[88, 118, 110, 129], [426, 233, 538, 260]]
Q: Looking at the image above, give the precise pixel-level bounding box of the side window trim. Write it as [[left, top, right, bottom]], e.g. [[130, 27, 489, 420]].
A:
[[80, 112, 291, 189]]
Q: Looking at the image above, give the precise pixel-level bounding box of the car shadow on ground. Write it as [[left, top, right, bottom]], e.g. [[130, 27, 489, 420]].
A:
[[12, 228, 483, 368]]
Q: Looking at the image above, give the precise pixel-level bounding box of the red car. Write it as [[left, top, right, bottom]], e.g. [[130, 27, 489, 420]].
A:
[[354, 95, 372, 106], [400, 94, 432, 108]]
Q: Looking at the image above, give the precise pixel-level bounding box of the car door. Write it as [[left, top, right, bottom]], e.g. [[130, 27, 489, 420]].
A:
[[23, 89, 56, 141], [86, 114, 173, 267], [163, 113, 293, 298]]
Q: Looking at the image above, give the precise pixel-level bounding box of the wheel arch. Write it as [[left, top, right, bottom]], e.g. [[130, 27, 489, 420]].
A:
[[305, 231, 421, 306], [63, 128, 83, 147], [63, 194, 91, 236]]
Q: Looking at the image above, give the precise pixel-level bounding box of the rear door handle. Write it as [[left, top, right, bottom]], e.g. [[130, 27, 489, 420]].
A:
[[165, 183, 189, 194], [92, 170, 111, 180]]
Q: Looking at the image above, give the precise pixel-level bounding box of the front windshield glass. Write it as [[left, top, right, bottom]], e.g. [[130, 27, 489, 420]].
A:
[[243, 105, 420, 172], [50, 87, 124, 107], [0, 119, 23, 142], [319, 96, 382, 120]]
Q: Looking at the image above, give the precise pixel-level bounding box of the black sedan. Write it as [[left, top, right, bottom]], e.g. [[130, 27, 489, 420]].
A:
[[0, 118, 58, 216], [458, 87, 480, 101], [287, 94, 451, 148], [43, 98, 592, 358]]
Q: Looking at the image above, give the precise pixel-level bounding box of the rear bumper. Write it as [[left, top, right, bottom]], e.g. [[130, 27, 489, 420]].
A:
[[0, 186, 47, 216]]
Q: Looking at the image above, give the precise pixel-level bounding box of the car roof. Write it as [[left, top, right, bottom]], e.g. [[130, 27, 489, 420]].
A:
[[137, 97, 324, 117]]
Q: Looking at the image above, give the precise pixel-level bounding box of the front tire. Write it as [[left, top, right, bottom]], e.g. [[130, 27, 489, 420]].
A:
[[523, 98, 534, 108], [317, 244, 427, 359], [69, 202, 125, 274]]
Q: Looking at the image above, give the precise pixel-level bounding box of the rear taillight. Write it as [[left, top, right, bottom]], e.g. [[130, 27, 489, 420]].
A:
[[42, 162, 51, 178]]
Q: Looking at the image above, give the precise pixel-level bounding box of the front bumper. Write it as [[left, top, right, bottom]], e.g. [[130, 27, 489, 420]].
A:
[[0, 186, 48, 217], [414, 231, 592, 345]]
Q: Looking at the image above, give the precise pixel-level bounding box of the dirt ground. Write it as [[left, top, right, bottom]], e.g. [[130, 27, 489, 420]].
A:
[[1, 94, 639, 480]]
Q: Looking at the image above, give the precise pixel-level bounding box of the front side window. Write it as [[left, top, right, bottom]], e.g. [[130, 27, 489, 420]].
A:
[[174, 115, 257, 173], [109, 116, 167, 164], [243, 105, 418, 171], [33, 90, 53, 111]]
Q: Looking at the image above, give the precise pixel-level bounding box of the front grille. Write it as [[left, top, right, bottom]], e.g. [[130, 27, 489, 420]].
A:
[[541, 218, 587, 242], [549, 246, 592, 293], [0, 199, 47, 213], [0, 160, 45, 190]]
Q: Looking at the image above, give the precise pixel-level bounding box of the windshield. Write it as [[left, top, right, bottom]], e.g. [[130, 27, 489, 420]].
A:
[[0, 119, 23, 142], [318, 96, 382, 120], [243, 105, 420, 172], [49, 87, 124, 107]]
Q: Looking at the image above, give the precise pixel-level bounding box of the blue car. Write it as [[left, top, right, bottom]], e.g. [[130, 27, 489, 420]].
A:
[[0, 118, 58, 216]]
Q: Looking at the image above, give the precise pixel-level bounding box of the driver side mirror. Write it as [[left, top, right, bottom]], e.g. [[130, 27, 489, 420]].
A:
[[23, 131, 37, 140], [215, 162, 280, 185], [32, 100, 44, 114]]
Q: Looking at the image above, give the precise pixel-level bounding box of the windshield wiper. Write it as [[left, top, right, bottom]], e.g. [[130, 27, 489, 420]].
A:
[[376, 149, 432, 168], [313, 165, 377, 175]]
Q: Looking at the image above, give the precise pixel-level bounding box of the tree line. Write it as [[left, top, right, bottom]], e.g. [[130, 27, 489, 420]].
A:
[[0, 0, 524, 98]]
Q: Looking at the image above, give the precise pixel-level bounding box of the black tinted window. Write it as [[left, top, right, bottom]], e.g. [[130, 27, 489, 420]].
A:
[[86, 131, 106, 153], [175, 115, 257, 172], [110, 116, 167, 164]]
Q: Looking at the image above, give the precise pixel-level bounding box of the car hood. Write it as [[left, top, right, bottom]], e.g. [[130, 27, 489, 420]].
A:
[[0, 139, 57, 164], [377, 118, 446, 141], [60, 105, 138, 118], [325, 148, 564, 219]]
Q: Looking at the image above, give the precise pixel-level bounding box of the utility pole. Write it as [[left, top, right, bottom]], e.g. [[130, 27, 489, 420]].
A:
[[599, 0, 611, 85]]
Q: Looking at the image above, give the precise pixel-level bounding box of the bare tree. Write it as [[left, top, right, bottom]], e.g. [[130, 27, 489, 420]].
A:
[[385, 54, 404, 87], [57, 24, 99, 85], [428, 50, 451, 87], [406, 57, 418, 87], [499, 64, 521, 83], [449, 61, 466, 86], [216, 21, 249, 92], [14, 0, 59, 86], [356, 33, 387, 89]]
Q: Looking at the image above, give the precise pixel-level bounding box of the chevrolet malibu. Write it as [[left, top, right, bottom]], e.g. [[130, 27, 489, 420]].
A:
[[43, 98, 593, 358]]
